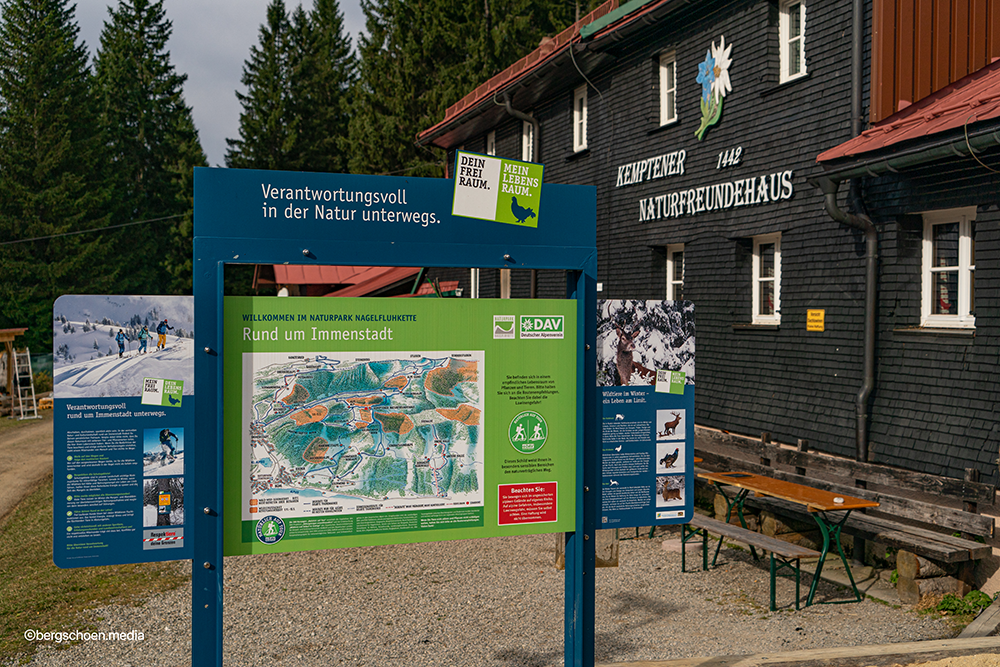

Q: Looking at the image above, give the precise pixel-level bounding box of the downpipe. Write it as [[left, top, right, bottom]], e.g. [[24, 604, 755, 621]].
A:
[[502, 92, 540, 298], [815, 177, 876, 463]]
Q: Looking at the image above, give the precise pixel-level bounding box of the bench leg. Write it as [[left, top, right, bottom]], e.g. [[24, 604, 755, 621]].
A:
[[806, 510, 861, 606], [795, 557, 801, 610], [769, 554, 777, 612], [710, 485, 755, 566]]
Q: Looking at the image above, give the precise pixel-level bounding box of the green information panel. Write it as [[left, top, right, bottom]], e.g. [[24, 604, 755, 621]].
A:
[[222, 296, 577, 555]]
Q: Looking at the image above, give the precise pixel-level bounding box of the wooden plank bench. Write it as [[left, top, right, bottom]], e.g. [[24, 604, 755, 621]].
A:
[[695, 429, 996, 602], [682, 513, 820, 611]]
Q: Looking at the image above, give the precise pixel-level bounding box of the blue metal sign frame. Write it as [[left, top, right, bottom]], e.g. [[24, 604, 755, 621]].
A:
[[192, 167, 598, 666]]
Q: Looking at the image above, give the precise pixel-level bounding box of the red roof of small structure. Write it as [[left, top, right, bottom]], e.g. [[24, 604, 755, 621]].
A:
[[272, 265, 395, 286], [323, 267, 421, 297], [818, 59, 1000, 163]]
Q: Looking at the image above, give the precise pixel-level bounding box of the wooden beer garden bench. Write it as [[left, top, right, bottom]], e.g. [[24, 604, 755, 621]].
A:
[[694, 430, 995, 603], [683, 513, 820, 610], [685, 471, 879, 609]]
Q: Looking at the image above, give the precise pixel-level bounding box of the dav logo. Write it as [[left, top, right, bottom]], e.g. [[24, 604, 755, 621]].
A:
[[520, 315, 565, 339]]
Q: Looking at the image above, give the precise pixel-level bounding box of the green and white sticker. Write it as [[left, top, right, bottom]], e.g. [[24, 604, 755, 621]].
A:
[[452, 150, 543, 228], [508, 410, 548, 454], [141, 377, 184, 407], [655, 370, 686, 395]]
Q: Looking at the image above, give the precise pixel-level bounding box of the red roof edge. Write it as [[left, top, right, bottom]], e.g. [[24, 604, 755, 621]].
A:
[[818, 58, 1000, 163], [417, 0, 620, 145]]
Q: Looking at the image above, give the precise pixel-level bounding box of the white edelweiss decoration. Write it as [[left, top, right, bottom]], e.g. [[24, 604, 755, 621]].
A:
[[710, 35, 732, 103]]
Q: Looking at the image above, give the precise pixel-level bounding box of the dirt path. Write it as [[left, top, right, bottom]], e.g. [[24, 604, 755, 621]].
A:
[[0, 412, 53, 521]]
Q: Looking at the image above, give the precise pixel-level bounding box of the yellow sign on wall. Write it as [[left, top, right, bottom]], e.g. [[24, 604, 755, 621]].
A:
[[807, 309, 825, 332]]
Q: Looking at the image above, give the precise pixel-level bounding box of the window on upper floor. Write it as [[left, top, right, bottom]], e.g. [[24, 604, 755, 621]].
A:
[[778, 0, 806, 83], [522, 120, 534, 161], [486, 130, 496, 156], [666, 244, 684, 300], [922, 208, 976, 328], [573, 85, 588, 152], [659, 52, 677, 126], [752, 233, 781, 324]]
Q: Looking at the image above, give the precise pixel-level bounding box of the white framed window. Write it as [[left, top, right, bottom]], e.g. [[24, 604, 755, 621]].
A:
[[659, 52, 677, 125], [752, 233, 781, 324], [486, 130, 496, 156], [573, 85, 588, 152], [521, 120, 534, 162], [666, 244, 684, 300], [922, 207, 976, 328], [779, 0, 806, 83]]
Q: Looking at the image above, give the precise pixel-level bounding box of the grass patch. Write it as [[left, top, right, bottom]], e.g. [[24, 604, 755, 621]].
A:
[[0, 475, 189, 662], [0, 410, 49, 433]]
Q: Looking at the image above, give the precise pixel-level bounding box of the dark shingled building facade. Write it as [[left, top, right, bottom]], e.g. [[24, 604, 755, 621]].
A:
[[418, 0, 1000, 485]]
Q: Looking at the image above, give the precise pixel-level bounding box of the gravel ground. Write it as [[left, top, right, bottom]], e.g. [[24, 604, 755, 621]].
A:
[[14, 531, 956, 667]]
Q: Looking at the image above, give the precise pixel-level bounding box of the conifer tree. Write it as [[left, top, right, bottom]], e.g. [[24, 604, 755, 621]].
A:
[[0, 0, 113, 352], [287, 0, 355, 173], [226, 0, 295, 170], [228, 0, 354, 174], [94, 0, 206, 295]]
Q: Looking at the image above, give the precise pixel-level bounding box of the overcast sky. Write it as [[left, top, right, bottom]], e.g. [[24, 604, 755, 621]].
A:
[[75, 1, 366, 167]]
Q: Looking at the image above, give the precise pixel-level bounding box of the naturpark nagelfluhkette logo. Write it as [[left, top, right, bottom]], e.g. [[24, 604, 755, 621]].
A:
[[494, 315, 515, 339]]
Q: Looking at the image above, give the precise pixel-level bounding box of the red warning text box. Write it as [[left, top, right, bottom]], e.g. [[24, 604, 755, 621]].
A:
[[498, 482, 557, 526]]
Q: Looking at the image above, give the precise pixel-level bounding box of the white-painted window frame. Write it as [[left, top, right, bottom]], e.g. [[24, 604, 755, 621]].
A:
[[521, 121, 534, 162], [921, 207, 976, 328], [752, 233, 781, 324], [666, 243, 684, 300], [779, 0, 807, 83], [573, 85, 588, 152], [659, 51, 677, 126]]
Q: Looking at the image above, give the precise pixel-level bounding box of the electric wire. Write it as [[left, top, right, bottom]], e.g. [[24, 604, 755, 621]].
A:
[[0, 214, 185, 246]]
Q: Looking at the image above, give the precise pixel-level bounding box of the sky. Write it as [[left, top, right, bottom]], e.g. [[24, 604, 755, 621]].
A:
[[75, 1, 367, 167]]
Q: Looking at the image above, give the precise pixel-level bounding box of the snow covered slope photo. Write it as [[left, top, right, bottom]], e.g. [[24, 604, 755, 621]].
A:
[[53, 295, 194, 399]]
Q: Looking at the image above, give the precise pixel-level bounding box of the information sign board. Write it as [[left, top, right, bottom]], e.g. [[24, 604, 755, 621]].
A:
[[222, 296, 577, 554], [52, 295, 194, 567], [597, 300, 694, 529]]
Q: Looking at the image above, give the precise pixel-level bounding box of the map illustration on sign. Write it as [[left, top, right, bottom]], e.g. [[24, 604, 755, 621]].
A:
[[242, 351, 485, 521]]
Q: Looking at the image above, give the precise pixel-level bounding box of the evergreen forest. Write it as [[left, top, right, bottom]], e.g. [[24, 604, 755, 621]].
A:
[[0, 0, 599, 353]]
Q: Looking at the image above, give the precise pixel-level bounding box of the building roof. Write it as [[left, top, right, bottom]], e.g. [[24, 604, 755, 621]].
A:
[[418, 0, 699, 149], [322, 267, 422, 297], [271, 265, 398, 286], [818, 58, 1000, 164], [416, 0, 622, 148]]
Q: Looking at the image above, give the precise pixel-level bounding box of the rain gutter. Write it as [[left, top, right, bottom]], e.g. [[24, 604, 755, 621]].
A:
[[579, 0, 659, 39]]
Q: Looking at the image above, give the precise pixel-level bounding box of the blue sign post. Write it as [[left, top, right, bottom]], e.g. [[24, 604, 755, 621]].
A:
[[192, 167, 597, 666]]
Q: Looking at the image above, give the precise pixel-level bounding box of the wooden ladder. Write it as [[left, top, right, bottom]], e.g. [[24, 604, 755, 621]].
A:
[[12, 348, 40, 420]]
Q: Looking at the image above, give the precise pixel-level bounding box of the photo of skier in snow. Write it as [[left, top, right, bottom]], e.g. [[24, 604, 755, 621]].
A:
[[159, 428, 179, 464], [115, 329, 129, 358], [137, 325, 149, 354], [156, 318, 173, 350]]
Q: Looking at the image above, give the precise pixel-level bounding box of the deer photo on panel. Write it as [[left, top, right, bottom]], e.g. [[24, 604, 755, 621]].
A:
[[596, 300, 695, 387], [655, 475, 685, 508]]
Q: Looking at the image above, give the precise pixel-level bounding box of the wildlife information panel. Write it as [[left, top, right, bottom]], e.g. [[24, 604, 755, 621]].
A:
[[52, 295, 194, 567], [597, 300, 694, 529], [222, 296, 577, 555]]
